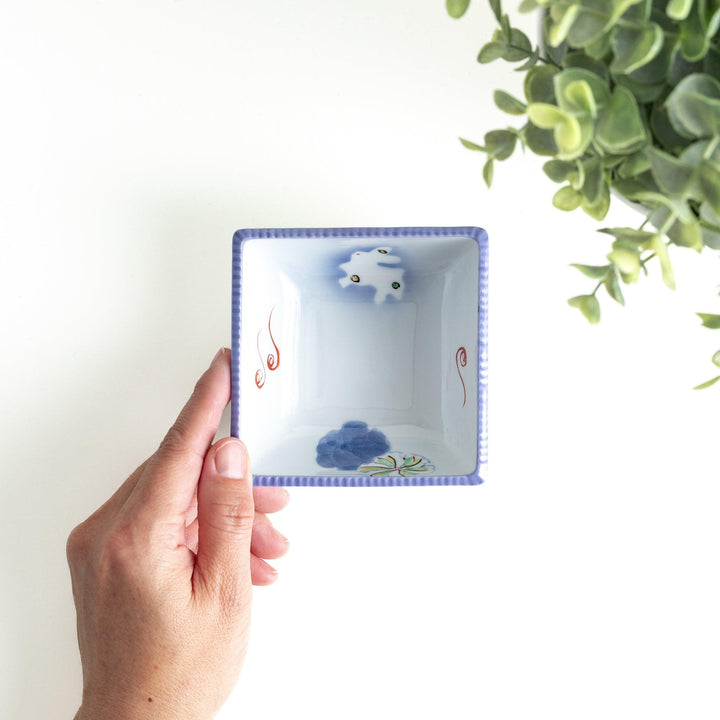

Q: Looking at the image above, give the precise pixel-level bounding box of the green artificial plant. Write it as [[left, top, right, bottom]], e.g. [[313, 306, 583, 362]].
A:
[[448, 0, 720, 387]]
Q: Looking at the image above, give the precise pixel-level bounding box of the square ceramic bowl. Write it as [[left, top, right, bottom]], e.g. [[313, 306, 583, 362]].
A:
[[231, 226, 488, 486]]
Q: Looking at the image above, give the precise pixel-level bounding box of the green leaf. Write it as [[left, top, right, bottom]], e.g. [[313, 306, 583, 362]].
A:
[[543, 159, 576, 182], [607, 246, 641, 280], [666, 73, 720, 139], [650, 234, 675, 290], [596, 86, 649, 154], [571, 263, 611, 279], [478, 41, 508, 64], [694, 375, 720, 389], [554, 68, 611, 112], [460, 138, 485, 151], [698, 313, 720, 328], [598, 227, 656, 243], [581, 156, 603, 204], [610, 23, 664, 75], [679, 1, 709, 62], [699, 160, 720, 215], [524, 65, 559, 104], [553, 185, 583, 210], [646, 146, 697, 197], [489, 0, 502, 22], [518, 0, 539, 11], [548, 3, 581, 47], [668, 215, 704, 251], [667, 0, 693, 20], [507, 28, 533, 61], [525, 123, 559, 155], [485, 129, 517, 159], [582, 181, 610, 220], [483, 158, 494, 187], [568, 294, 601, 323], [604, 270, 625, 305], [527, 103, 591, 159], [447, 0, 471, 18], [713, 349, 720, 368], [565, 0, 611, 47], [515, 48, 540, 71], [494, 89, 527, 115], [613, 179, 695, 222]]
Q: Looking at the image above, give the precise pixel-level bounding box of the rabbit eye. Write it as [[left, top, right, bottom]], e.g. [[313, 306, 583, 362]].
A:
[[351, 275, 360, 283], [378, 249, 388, 254], [392, 282, 400, 289]]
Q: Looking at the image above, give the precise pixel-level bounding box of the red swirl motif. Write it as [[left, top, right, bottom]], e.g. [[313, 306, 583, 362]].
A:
[[266, 307, 280, 371], [456, 346, 468, 408], [255, 307, 280, 389]]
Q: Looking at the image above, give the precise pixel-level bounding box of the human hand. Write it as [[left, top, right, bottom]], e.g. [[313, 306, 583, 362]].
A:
[[66, 348, 289, 720]]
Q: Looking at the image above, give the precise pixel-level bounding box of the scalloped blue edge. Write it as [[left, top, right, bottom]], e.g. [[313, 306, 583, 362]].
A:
[[231, 226, 488, 487]]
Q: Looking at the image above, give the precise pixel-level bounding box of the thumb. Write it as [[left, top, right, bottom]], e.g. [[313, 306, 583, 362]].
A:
[[194, 438, 255, 599]]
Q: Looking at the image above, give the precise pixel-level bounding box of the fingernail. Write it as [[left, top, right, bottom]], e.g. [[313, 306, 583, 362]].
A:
[[212, 347, 229, 364], [215, 440, 246, 479]]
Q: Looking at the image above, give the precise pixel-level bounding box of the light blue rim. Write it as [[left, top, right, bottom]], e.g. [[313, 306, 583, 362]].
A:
[[231, 226, 488, 487]]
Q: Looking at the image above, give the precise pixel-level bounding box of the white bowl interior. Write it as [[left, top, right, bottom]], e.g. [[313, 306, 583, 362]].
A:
[[239, 233, 479, 477]]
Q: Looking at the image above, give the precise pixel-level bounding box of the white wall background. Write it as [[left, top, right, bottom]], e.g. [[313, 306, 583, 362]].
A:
[[2, 1, 720, 718]]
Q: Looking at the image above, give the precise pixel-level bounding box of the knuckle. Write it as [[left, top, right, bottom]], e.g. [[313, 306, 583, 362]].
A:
[[66, 522, 90, 564], [212, 501, 255, 535]]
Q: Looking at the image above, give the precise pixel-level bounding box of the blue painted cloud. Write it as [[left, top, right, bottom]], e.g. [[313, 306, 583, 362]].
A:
[[316, 421, 390, 471]]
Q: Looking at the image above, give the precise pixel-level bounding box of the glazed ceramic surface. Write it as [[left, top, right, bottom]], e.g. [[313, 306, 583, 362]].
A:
[[231, 227, 488, 486]]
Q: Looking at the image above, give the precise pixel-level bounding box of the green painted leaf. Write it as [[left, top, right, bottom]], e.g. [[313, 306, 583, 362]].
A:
[[713, 350, 720, 368], [610, 23, 664, 75], [553, 185, 583, 210], [518, 0, 540, 11], [489, 0, 502, 22], [447, 0, 471, 18], [568, 294, 601, 323], [494, 89, 527, 115], [571, 263, 611, 279], [698, 313, 720, 328], [694, 375, 720, 389], [596, 86, 649, 154]]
